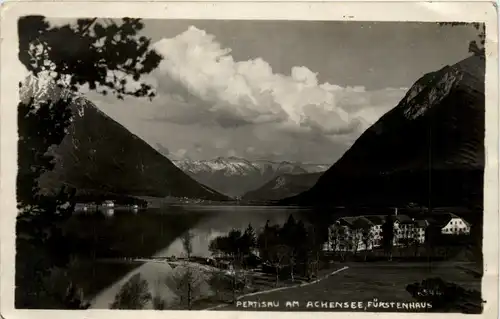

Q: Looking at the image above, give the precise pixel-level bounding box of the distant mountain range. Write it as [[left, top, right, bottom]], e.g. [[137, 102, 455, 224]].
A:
[[21, 55, 483, 208], [282, 55, 485, 209], [22, 75, 229, 202], [242, 172, 323, 203], [171, 157, 328, 197]]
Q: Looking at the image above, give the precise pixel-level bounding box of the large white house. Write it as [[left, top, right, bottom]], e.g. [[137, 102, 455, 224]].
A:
[[438, 213, 471, 235]]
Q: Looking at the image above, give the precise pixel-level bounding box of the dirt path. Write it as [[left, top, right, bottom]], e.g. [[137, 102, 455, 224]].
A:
[[204, 266, 349, 310]]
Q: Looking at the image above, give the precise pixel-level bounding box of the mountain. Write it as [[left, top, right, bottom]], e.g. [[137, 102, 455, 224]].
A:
[[242, 172, 323, 203], [172, 157, 328, 197], [282, 55, 485, 209], [22, 75, 229, 202]]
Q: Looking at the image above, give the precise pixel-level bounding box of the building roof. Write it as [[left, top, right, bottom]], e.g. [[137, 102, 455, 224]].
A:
[[424, 213, 469, 228], [351, 217, 374, 230], [337, 216, 375, 229], [334, 212, 471, 229], [414, 219, 430, 228], [364, 215, 384, 225], [337, 217, 358, 227], [394, 215, 413, 224], [461, 219, 471, 227]]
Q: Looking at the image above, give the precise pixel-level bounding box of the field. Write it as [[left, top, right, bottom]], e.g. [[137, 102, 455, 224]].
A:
[[219, 261, 482, 312]]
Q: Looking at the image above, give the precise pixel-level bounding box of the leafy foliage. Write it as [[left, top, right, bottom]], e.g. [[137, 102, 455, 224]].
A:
[[110, 274, 152, 309], [438, 22, 486, 57], [16, 97, 79, 308], [210, 216, 317, 283], [16, 16, 162, 308], [168, 232, 204, 309], [209, 225, 257, 260], [170, 266, 205, 309], [181, 231, 194, 259], [17, 97, 74, 209], [18, 16, 162, 100], [240, 223, 257, 255], [406, 277, 484, 313]]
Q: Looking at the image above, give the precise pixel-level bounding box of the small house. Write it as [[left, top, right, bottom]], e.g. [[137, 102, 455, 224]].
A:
[[437, 213, 471, 235]]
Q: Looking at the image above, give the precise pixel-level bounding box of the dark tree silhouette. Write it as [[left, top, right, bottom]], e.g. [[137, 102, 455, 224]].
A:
[[174, 231, 203, 309], [361, 228, 373, 260], [18, 16, 162, 99], [406, 277, 484, 313], [257, 220, 280, 262], [381, 214, 394, 261], [240, 223, 257, 256], [227, 229, 243, 258], [294, 220, 310, 274], [63, 282, 91, 309], [268, 244, 290, 286], [110, 274, 152, 309], [281, 215, 313, 280], [181, 231, 194, 260], [16, 16, 163, 308], [438, 22, 486, 57], [280, 215, 297, 246], [15, 97, 78, 308]]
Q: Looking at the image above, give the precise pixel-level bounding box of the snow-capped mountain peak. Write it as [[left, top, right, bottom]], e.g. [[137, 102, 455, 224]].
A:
[[20, 73, 86, 118], [169, 156, 329, 197]]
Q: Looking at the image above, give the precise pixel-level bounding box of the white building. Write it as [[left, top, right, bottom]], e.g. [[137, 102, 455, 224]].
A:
[[413, 219, 429, 243], [439, 213, 471, 235], [323, 211, 472, 253], [325, 216, 379, 252], [324, 212, 432, 252], [363, 215, 385, 247]]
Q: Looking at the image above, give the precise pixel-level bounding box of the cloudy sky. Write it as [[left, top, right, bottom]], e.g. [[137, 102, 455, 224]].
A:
[[50, 19, 479, 164]]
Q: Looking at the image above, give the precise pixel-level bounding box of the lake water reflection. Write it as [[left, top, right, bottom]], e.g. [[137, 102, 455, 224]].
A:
[[157, 205, 307, 257], [86, 205, 309, 257], [81, 205, 311, 308]]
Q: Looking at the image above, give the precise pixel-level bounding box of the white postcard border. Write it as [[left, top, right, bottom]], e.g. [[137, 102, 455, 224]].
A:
[[1, 2, 498, 319]]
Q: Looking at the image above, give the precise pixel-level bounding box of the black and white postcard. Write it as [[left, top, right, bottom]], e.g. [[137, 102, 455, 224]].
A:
[[0, 1, 498, 319]]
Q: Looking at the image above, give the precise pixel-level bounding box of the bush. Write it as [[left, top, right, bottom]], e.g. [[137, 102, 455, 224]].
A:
[[110, 274, 152, 309], [406, 277, 484, 313]]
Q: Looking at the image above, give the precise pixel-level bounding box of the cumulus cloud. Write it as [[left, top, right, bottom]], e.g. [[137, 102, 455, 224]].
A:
[[88, 26, 409, 163], [171, 148, 188, 159], [194, 143, 203, 153], [149, 26, 406, 136], [155, 143, 170, 156]]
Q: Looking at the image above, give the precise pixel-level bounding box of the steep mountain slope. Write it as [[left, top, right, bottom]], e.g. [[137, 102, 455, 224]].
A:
[[172, 157, 328, 197], [22, 75, 229, 201], [283, 56, 485, 208], [242, 172, 323, 203]]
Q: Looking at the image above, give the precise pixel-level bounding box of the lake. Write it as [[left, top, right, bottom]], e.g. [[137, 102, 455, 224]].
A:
[[70, 205, 310, 257], [65, 205, 311, 307], [61, 204, 480, 309]]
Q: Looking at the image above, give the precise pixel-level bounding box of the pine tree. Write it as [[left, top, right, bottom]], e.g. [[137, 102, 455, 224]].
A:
[[241, 223, 257, 256], [381, 214, 395, 261], [437, 22, 485, 57]]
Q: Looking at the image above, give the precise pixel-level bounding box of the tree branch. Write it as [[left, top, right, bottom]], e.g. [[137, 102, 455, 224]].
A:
[[80, 18, 98, 36]]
